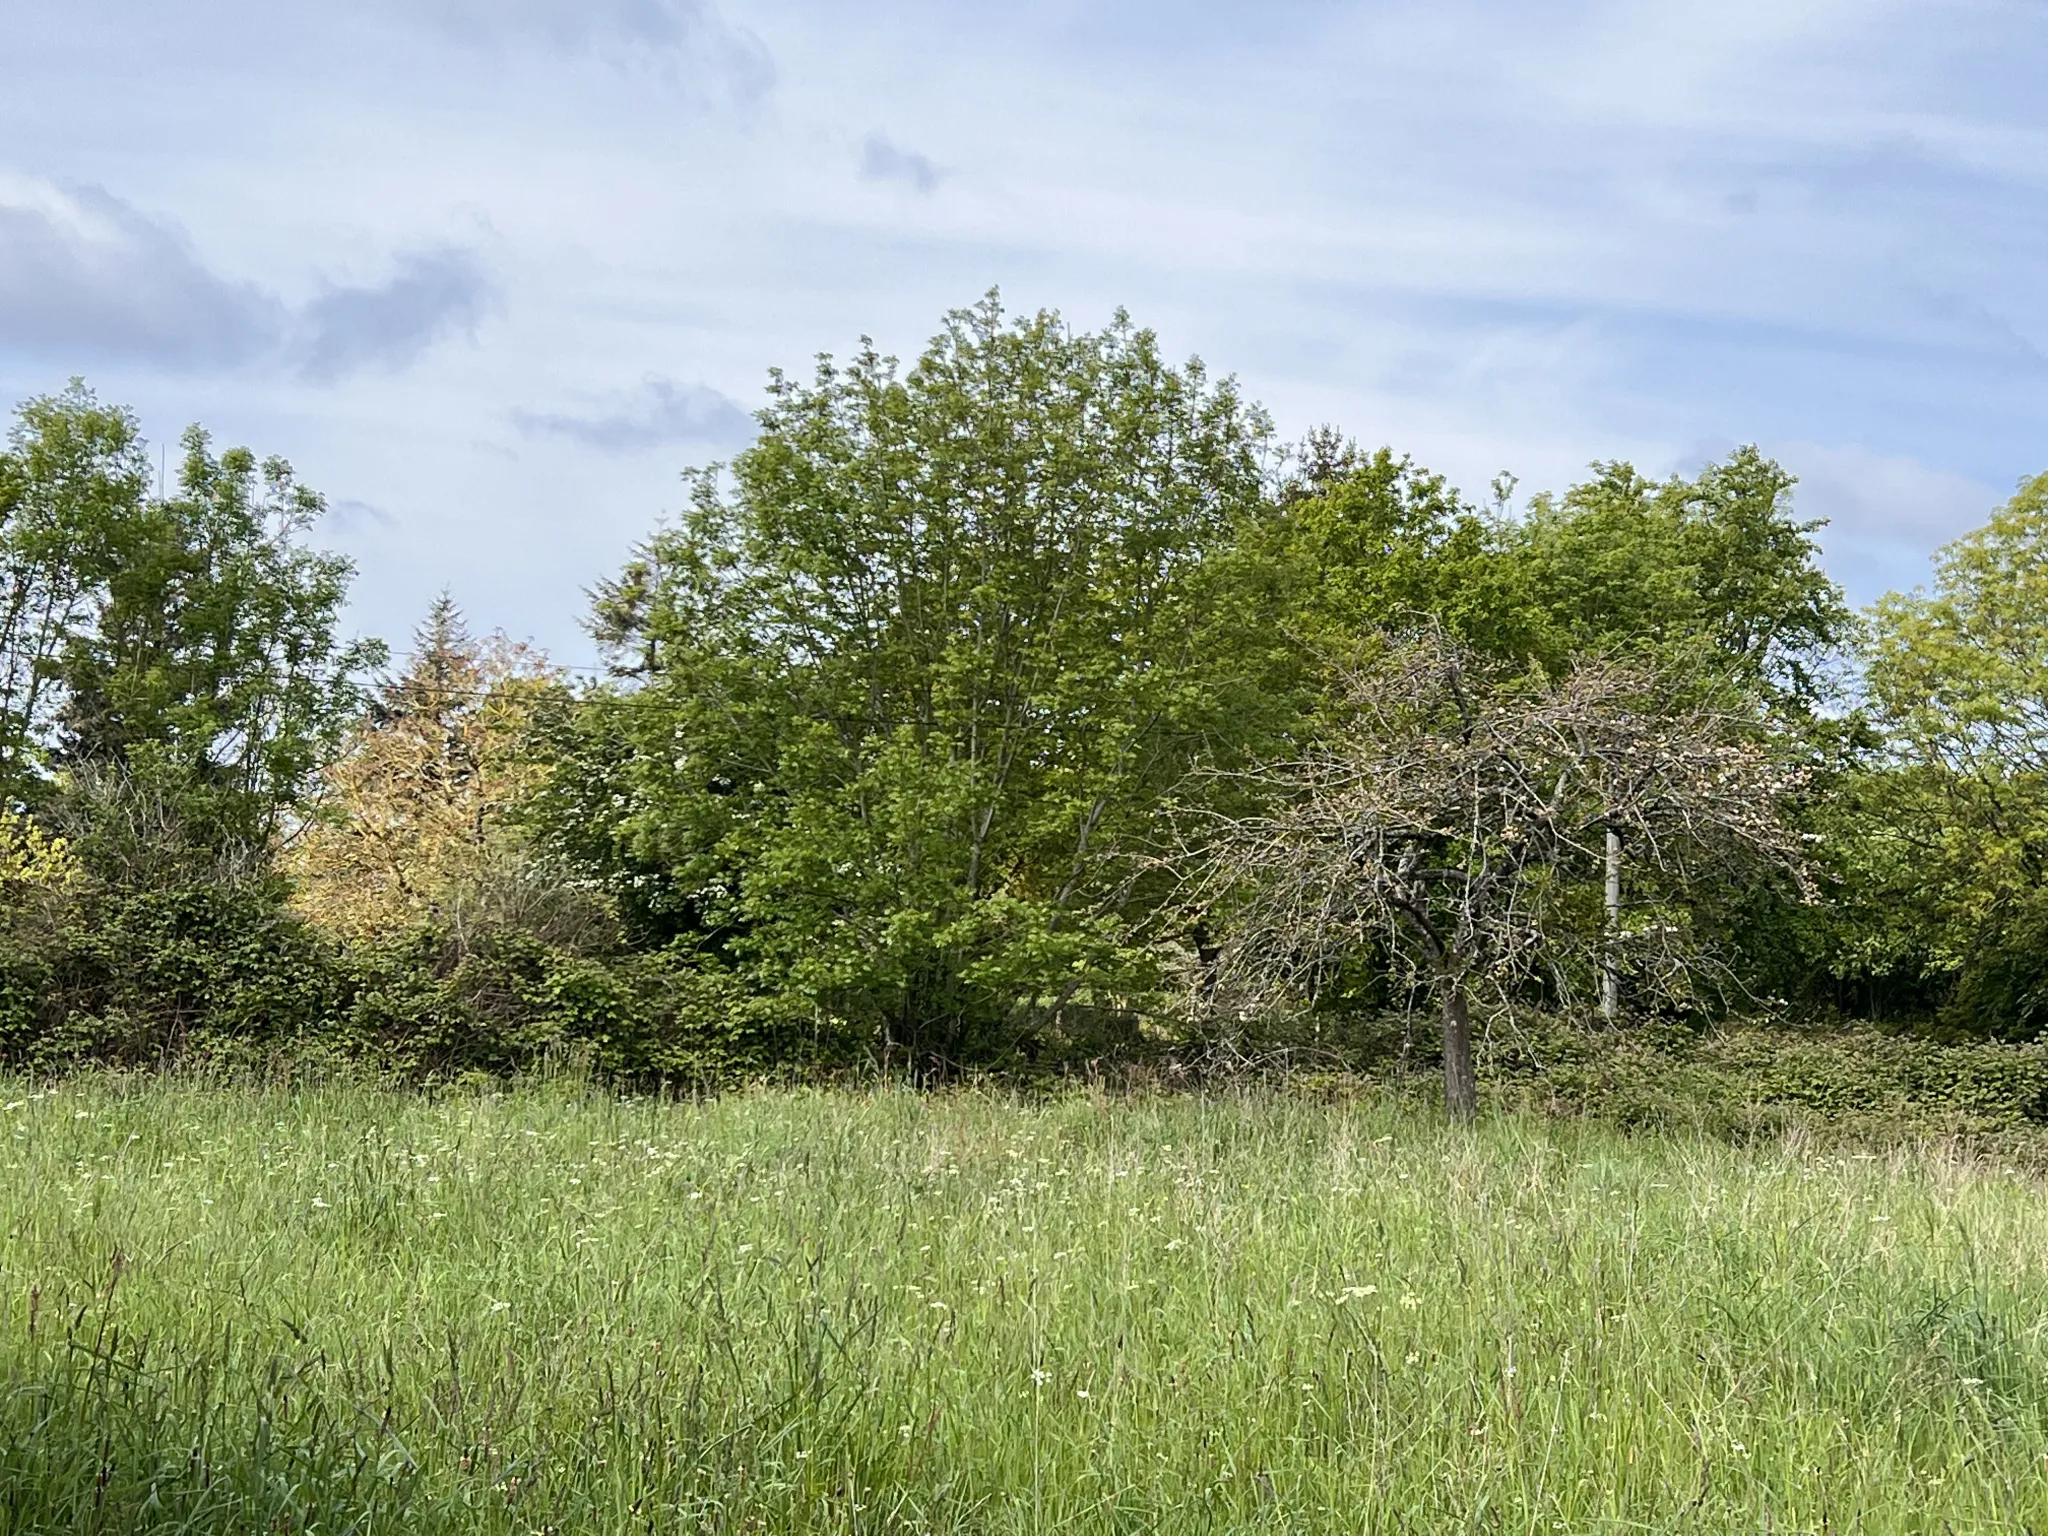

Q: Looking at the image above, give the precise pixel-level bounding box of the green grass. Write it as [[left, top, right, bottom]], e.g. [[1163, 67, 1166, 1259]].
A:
[[3, 1080, 2047, 1533]]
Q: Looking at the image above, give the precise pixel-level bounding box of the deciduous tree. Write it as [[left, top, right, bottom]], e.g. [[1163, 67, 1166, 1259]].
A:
[[1190, 630, 1811, 1119], [1862, 471, 2048, 1033], [0, 384, 149, 806], [563, 294, 1296, 1068]]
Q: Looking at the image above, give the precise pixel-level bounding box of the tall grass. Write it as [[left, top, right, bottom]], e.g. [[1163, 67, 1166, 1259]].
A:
[[2, 1078, 2045, 1532]]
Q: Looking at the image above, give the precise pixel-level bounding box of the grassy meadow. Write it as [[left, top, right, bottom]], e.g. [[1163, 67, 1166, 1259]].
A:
[[3, 1080, 2047, 1533]]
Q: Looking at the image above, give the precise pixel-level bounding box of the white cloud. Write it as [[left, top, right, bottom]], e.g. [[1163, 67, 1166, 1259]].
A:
[[406, 0, 773, 96], [1776, 440, 2006, 602], [1787, 441, 2000, 545]]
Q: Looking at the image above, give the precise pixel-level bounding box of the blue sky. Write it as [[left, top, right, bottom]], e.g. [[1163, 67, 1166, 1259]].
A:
[[4, 0, 2046, 661]]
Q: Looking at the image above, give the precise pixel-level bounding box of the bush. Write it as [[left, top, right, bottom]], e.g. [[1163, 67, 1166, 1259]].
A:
[[1476, 1015, 2048, 1147], [330, 927, 854, 1085], [1, 884, 860, 1086], [1, 876, 339, 1068]]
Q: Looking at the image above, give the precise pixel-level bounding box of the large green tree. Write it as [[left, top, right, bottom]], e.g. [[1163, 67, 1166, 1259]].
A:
[[558, 297, 1296, 1068], [1264, 440, 1847, 701], [56, 424, 381, 851], [1244, 439, 1848, 1024], [0, 384, 149, 806], [0, 385, 382, 1064], [0, 384, 381, 854], [1861, 472, 2048, 1034]]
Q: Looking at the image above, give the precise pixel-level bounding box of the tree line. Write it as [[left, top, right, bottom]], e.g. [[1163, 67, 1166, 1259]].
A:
[[3, 296, 2044, 1111]]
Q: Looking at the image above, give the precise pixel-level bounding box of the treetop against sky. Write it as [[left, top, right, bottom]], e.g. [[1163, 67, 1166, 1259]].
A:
[[4, 1, 2046, 656]]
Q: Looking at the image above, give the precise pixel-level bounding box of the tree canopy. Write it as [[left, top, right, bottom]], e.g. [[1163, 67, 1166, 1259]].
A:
[[3, 297, 2041, 1108], [0, 382, 380, 853], [562, 297, 1298, 1066], [1859, 473, 2048, 1034]]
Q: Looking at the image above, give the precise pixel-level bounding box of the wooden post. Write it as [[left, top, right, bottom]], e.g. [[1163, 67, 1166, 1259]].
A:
[[1602, 826, 1622, 1022]]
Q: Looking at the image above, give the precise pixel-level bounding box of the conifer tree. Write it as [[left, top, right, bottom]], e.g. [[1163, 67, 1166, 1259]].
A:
[[286, 596, 555, 938]]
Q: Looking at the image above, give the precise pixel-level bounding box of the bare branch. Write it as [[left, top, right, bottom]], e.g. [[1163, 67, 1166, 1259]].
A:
[[1171, 627, 1811, 1118]]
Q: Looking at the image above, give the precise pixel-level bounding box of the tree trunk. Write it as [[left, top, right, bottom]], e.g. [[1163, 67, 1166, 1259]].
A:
[[1602, 826, 1622, 1022], [1440, 980, 1476, 1123]]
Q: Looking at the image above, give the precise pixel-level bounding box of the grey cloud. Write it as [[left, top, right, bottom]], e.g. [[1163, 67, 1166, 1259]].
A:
[[0, 181, 282, 366], [410, 0, 773, 95], [294, 247, 499, 382], [0, 179, 497, 383], [859, 134, 945, 194], [1674, 436, 1741, 477], [513, 376, 754, 451], [329, 497, 398, 532]]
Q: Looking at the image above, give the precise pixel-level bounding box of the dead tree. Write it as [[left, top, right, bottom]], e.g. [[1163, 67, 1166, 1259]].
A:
[[1186, 630, 1810, 1122]]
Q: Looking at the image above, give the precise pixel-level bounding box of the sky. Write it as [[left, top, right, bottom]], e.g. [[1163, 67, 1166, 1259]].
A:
[[4, 0, 2046, 664]]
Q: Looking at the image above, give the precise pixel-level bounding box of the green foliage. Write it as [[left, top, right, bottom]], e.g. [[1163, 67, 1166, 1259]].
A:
[[0, 386, 399, 1070], [0, 382, 151, 805], [54, 424, 384, 848], [0, 880, 336, 1070], [561, 296, 1295, 1069], [0, 326, 2022, 1095], [1860, 473, 2048, 1035], [1256, 434, 1528, 663], [1485, 1018, 2048, 1143], [1509, 451, 1852, 1012], [331, 926, 837, 1085], [1513, 447, 1848, 704], [1257, 440, 1850, 1028], [2, 386, 381, 847], [1268, 438, 1847, 707]]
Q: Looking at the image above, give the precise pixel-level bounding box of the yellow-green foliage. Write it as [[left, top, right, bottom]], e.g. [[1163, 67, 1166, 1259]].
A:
[[1858, 472, 2048, 1027], [4, 1082, 2048, 1533], [0, 809, 74, 889], [286, 622, 557, 941]]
